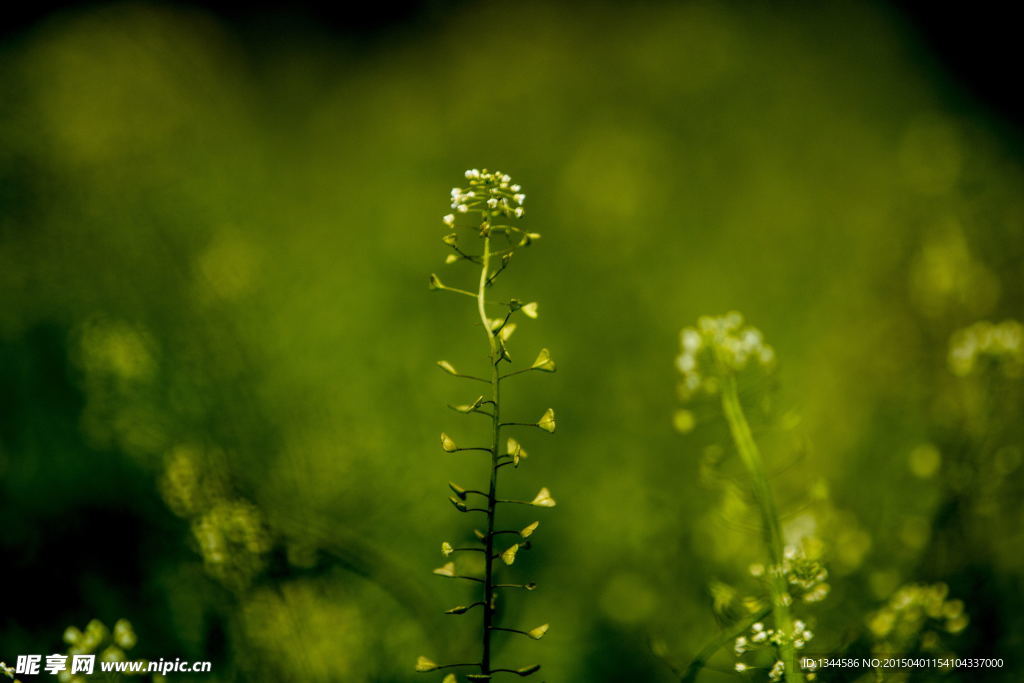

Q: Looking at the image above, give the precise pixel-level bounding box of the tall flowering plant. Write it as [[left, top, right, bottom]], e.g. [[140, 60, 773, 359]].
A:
[[417, 169, 557, 682]]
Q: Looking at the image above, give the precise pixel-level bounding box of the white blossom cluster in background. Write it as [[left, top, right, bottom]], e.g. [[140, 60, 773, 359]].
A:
[[442, 168, 525, 227], [734, 544, 828, 681], [948, 319, 1024, 377], [734, 618, 817, 681], [676, 312, 777, 399]]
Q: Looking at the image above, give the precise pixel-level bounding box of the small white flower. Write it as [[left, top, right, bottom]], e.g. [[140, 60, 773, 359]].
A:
[[457, 204, 469, 213], [442, 214, 455, 227], [514, 193, 526, 204], [724, 311, 743, 330], [514, 207, 524, 218], [487, 198, 498, 208], [677, 353, 696, 372], [681, 328, 702, 353]]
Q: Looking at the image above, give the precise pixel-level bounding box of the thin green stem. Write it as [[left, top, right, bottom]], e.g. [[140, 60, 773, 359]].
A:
[[719, 373, 802, 683], [679, 607, 771, 682], [434, 662, 480, 671], [445, 574, 485, 583], [486, 257, 511, 285], [448, 372, 491, 384], [488, 626, 531, 637], [477, 232, 501, 676], [448, 244, 482, 264], [449, 406, 496, 418], [436, 283, 478, 298], [500, 367, 536, 380], [448, 601, 487, 613]]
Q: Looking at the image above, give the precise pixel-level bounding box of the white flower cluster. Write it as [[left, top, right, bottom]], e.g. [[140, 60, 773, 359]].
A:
[[734, 619, 816, 680], [735, 619, 815, 653], [676, 312, 776, 399], [734, 546, 827, 679], [442, 168, 525, 227], [948, 319, 1024, 377]]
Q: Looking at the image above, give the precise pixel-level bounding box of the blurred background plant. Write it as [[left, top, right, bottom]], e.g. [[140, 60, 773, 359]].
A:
[[2, 1, 1023, 681], [669, 313, 823, 682], [58, 618, 163, 683]]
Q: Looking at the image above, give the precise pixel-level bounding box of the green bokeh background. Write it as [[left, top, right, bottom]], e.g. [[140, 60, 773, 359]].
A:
[[2, 2, 1023, 681]]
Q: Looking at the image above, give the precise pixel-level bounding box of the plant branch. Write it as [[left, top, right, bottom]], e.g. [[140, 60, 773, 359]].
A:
[[719, 370, 802, 683], [679, 607, 771, 683], [500, 367, 536, 380], [449, 244, 483, 264], [434, 662, 480, 670], [436, 283, 479, 298], [449, 372, 491, 384], [489, 626, 533, 638]]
